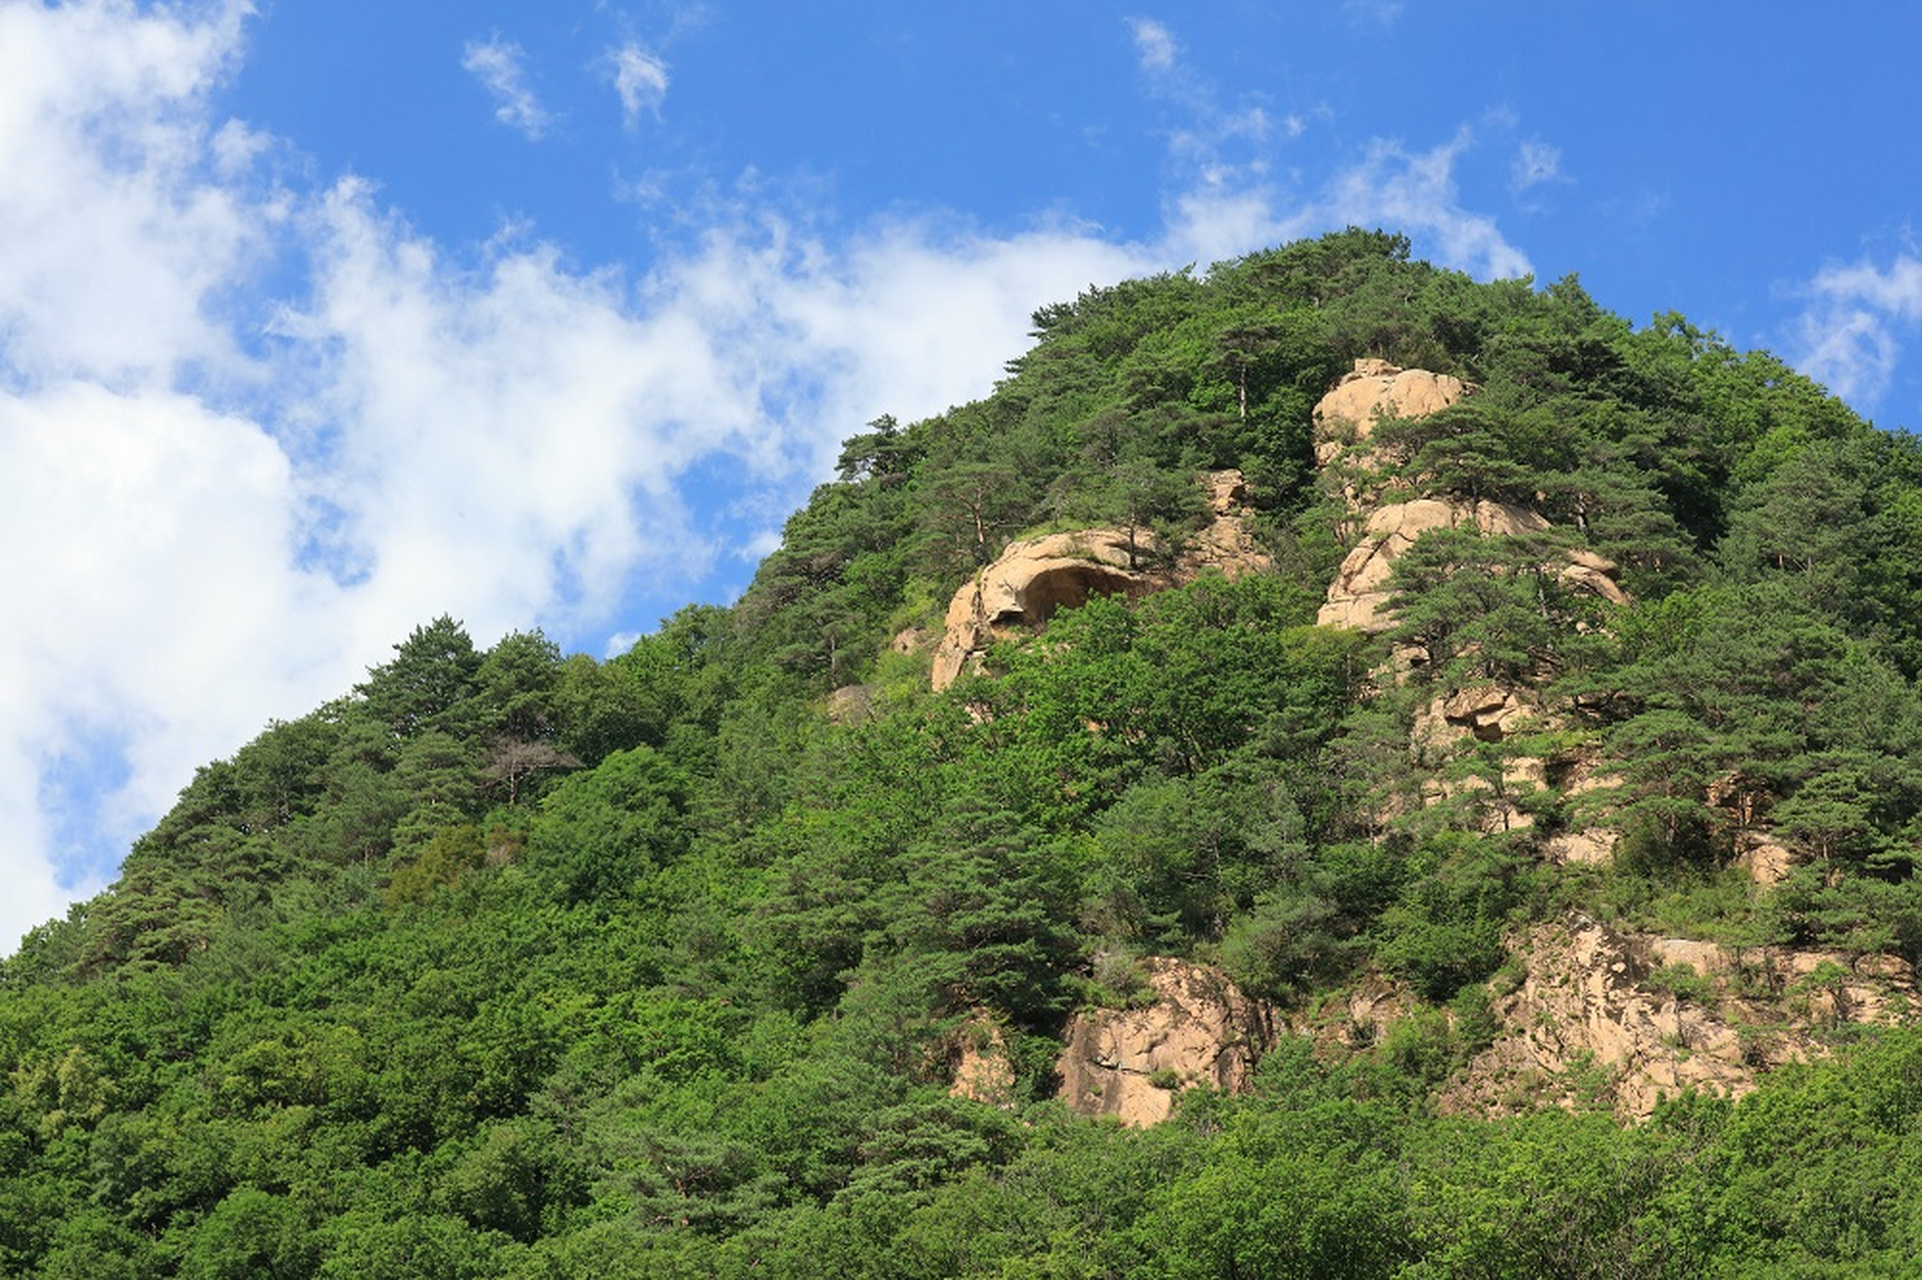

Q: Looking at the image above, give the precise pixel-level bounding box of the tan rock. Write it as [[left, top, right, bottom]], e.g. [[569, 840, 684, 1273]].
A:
[[1406, 683, 1550, 832], [929, 487, 1273, 691], [1317, 497, 1548, 631], [1560, 556, 1631, 607], [1445, 914, 1917, 1121], [1735, 831, 1798, 885], [947, 1016, 1016, 1108], [931, 529, 1153, 691], [1317, 496, 1627, 632], [1056, 958, 1274, 1126], [1649, 938, 1730, 977], [1205, 467, 1249, 515], [1542, 829, 1617, 865], [1313, 359, 1473, 450]]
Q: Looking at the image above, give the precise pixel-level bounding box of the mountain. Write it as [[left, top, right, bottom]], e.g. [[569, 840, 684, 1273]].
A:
[[7, 228, 1922, 1276]]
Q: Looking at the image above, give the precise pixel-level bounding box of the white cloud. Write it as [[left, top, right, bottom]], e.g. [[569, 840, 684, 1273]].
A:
[[1128, 17, 1178, 73], [1811, 255, 1922, 320], [1792, 253, 1922, 404], [607, 41, 670, 127], [0, 1, 1160, 954], [462, 35, 554, 140], [1157, 130, 1533, 283], [1510, 139, 1565, 192], [1309, 133, 1533, 279], [0, 0, 258, 388]]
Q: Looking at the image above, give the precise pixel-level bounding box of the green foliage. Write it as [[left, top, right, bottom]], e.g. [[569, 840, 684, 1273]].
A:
[[13, 228, 1922, 1272]]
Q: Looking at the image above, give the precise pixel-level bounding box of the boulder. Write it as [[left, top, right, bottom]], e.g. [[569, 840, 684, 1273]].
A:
[[1313, 358, 1472, 462], [1056, 958, 1274, 1126], [1204, 467, 1249, 515], [1735, 833, 1798, 886], [1408, 682, 1548, 831], [1317, 496, 1627, 632], [931, 529, 1154, 691], [930, 472, 1271, 691], [1317, 497, 1546, 630]]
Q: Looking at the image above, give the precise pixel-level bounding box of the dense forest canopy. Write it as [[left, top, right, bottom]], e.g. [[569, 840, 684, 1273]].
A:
[[8, 229, 1922, 1276]]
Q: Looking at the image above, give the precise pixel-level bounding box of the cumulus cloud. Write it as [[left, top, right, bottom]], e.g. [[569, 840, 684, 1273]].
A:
[[462, 35, 554, 139], [1157, 130, 1532, 281], [607, 41, 670, 126], [1311, 133, 1533, 279], [0, 1, 1160, 953], [1793, 253, 1922, 405], [0, 0, 257, 387]]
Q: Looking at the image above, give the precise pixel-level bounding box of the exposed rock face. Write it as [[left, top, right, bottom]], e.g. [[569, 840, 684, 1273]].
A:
[[1418, 683, 1541, 747], [1056, 958, 1274, 1126], [1313, 358, 1473, 464], [1734, 831, 1799, 885], [930, 470, 1271, 691], [1282, 973, 1415, 1051], [1317, 496, 1629, 632], [932, 528, 1157, 691], [1409, 683, 1549, 832], [1311, 359, 1627, 634], [1204, 468, 1248, 514], [946, 1015, 1016, 1108], [1186, 468, 1275, 579], [1541, 829, 1618, 865], [1319, 498, 1539, 630], [1446, 914, 1917, 1121]]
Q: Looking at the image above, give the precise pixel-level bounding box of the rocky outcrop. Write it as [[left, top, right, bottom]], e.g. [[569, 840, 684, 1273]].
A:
[[931, 470, 1270, 691], [1408, 682, 1550, 832], [1541, 828, 1618, 865], [1317, 496, 1630, 633], [1311, 358, 1628, 634], [932, 528, 1159, 691], [1056, 958, 1274, 1126], [1313, 358, 1473, 465], [1186, 468, 1274, 579], [1734, 831, 1799, 885], [1445, 914, 1917, 1121], [946, 1015, 1016, 1108]]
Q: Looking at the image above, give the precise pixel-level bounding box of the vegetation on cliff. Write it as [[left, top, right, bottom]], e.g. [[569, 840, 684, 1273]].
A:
[[7, 229, 1922, 1276]]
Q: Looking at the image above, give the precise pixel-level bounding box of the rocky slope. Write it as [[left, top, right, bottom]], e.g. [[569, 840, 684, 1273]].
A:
[[1034, 359, 1916, 1125], [1053, 958, 1275, 1126], [1445, 913, 1916, 1119]]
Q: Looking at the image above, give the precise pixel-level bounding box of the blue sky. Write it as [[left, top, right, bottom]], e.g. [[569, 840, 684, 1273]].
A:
[[4, 0, 1922, 951]]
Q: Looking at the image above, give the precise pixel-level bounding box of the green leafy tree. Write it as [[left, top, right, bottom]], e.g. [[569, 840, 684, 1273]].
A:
[[356, 615, 484, 739]]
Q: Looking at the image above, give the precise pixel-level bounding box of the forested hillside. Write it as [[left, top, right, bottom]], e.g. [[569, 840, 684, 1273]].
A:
[[11, 229, 1922, 1276]]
